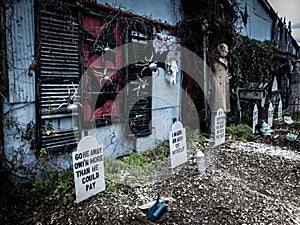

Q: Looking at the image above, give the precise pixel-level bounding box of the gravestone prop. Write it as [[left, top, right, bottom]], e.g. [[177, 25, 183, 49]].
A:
[[271, 76, 278, 92], [214, 108, 226, 147], [253, 104, 258, 134], [268, 102, 274, 127], [169, 121, 187, 169], [278, 98, 283, 123], [73, 136, 105, 203]]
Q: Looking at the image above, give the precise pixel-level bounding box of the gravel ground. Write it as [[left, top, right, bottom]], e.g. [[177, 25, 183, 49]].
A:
[[2, 123, 300, 225]]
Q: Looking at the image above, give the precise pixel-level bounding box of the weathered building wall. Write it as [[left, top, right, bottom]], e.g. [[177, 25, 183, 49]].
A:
[[3, 0, 37, 181], [2, 0, 183, 181], [235, 0, 274, 41], [90, 0, 182, 154], [236, 0, 298, 56], [96, 0, 182, 26], [81, 0, 183, 154], [6, 0, 36, 103], [136, 66, 181, 152]]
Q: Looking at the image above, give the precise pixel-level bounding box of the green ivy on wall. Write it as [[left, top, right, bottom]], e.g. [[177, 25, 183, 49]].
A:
[[230, 36, 278, 84], [226, 36, 279, 125]]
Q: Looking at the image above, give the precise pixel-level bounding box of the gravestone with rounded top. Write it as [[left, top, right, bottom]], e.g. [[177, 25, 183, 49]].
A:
[[73, 136, 105, 203], [169, 121, 187, 169], [214, 108, 226, 147]]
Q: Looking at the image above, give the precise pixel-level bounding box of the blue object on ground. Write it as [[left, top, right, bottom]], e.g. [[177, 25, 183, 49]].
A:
[[147, 193, 167, 222]]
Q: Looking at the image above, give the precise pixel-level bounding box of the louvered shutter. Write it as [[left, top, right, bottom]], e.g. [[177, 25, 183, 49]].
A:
[[37, 3, 80, 152], [127, 65, 152, 137], [127, 30, 152, 137]]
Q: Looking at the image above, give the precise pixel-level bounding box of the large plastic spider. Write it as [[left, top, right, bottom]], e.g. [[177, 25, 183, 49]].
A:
[[94, 42, 115, 55], [136, 52, 159, 77], [93, 68, 113, 85], [132, 74, 149, 96], [56, 81, 80, 111]]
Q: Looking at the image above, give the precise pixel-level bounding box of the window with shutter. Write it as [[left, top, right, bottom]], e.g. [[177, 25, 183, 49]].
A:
[[37, 2, 80, 152], [81, 12, 125, 128], [127, 30, 153, 137], [37, 2, 154, 152], [82, 15, 153, 138]]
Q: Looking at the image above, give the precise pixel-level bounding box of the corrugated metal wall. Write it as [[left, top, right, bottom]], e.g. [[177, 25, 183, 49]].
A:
[[6, 0, 35, 103], [3, 0, 37, 182]]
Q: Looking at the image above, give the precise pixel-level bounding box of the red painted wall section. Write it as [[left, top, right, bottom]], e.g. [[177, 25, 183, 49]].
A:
[[82, 14, 102, 67], [82, 13, 123, 121]]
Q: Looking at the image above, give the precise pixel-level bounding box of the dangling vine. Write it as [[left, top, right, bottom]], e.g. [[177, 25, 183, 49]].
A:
[[175, 0, 240, 55]]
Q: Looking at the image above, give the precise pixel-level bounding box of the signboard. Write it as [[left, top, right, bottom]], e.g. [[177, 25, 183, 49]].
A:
[[214, 108, 226, 147], [73, 136, 105, 203], [253, 104, 258, 134], [278, 98, 283, 123], [169, 121, 187, 169], [268, 102, 274, 127]]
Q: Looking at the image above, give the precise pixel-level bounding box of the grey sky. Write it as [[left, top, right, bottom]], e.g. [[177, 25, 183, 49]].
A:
[[268, 0, 300, 45]]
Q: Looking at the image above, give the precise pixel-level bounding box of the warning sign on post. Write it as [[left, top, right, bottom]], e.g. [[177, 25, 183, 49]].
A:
[[72, 136, 105, 203], [169, 121, 187, 169]]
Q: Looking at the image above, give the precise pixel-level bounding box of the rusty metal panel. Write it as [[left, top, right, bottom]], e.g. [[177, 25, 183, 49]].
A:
[[6, 0, 35, 103]]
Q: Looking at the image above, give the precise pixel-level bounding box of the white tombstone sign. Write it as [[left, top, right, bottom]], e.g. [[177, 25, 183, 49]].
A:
[[214, 108, 226, 147], [271, 76, 278, 92], [73, 136, 105, 203], [169, 121, 187, 169], [278, 98, 283, 123], [252, 104, 258, 134], [268, 102, 274, 127]]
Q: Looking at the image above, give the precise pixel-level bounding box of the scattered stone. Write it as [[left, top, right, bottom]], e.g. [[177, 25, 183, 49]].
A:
[[3, 123, 300, 224]]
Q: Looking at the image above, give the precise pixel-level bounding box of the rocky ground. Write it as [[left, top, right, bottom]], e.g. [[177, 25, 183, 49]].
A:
[[1, 122, 300, 225]]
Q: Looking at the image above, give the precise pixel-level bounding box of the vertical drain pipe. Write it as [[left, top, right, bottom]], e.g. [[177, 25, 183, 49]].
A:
[[202, 20, 209, 134]]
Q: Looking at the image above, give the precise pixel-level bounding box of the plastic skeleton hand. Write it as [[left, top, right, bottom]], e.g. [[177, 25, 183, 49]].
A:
[[132, 74, 149, 96]]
